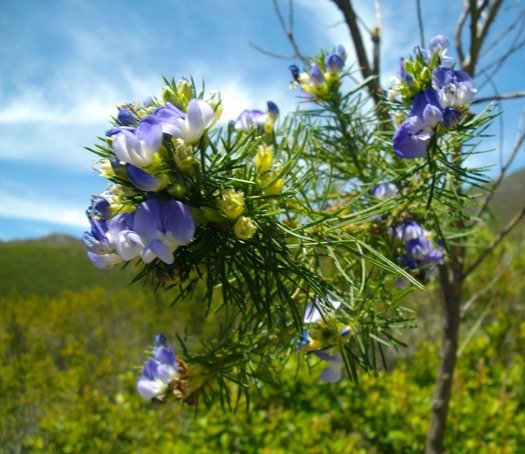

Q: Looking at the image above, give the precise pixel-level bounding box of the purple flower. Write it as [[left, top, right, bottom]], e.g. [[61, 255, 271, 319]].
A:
[[125, 164, 165, 192], [289, 64, 300, 81], [310, 63, 324, 86], [117, 108, 136, 126], [82, 212, 143, 268], [393, 88, 443, 159], [429, 35, 449, 57], [111, 115, 163, 168], [405, 236, 445, 267], [136, 334, 179, 402], [234, 101, 279, 131], [324, 52, 344, 74], [155, 99, 215, 144], [371, 182, 398, 200], [132, 197, 195, 264], [433, 66, 476, 108], [88, 196, 111, 219], [234, 109, 266, 131], [389, 220, 425, 241], [393, 116, 434, 159], [314, 351, 344, 383], [304, 295, 341, 324]]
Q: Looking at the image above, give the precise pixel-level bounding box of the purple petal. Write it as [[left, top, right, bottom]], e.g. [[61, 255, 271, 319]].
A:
[[136, 115, 163, 152], [147, 239, 174, 264], [155, 103, 185, 136], [161, 200, 195, 246], [114, 230, 144, 261], [112, 129, 140, 164], [142, 358, 159, 380], [155, 346, 177, 367], [393, 118, 432, 159], [87, 251, 122, 269], [320, 363, 343, 383], [133, 198, 162, 241], [126, 164, 163, 191]]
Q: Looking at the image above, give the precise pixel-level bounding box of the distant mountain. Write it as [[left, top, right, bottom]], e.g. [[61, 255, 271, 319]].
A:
[[0, 234, 139, 298], [487, 167, 525, 227]]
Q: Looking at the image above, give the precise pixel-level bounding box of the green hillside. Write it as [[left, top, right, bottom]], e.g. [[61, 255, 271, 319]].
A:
[[0, 234, 137, 298]]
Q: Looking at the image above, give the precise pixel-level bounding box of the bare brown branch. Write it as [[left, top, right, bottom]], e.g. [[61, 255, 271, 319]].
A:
[[455, 3, 470, 65], [465, 205, 525, 278], [472, 91, 525, 104], [474, 109, 525, 219]]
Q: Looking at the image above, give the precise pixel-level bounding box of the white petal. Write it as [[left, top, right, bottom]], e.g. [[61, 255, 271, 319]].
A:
[[136, 379, 167, 400]]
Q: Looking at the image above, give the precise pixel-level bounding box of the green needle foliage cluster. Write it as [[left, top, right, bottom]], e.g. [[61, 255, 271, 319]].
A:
[[81, 42, 496, 409]]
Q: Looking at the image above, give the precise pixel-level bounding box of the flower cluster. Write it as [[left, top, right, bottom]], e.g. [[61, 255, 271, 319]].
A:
[[234, 101, 279, 134], [370, 183, 445, 281], [83, 78, 285, 269], [136, 334, 192, 404], [389, 35, 476, 158], [390, 219, 445, 281], [289, 45, 346, 99], [296, 296, 350, 383]]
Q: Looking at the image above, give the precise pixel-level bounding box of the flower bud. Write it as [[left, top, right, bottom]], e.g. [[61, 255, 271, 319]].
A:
[[174, 138, 195, 172], [177, 78, 194, 105], [255, 145, 273, 173], [420, 66, 431, 83], [219, 189, 245, 220], [162, 86, 177, 105], [234, 216, 257, 240]]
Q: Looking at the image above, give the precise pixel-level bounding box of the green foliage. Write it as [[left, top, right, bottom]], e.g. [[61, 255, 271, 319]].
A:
[[0, 236, 135, 298], [2, 282, 524, 452]]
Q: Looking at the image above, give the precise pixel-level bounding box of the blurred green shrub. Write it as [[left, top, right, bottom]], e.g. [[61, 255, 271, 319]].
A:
[[1, 286, 524, 453]]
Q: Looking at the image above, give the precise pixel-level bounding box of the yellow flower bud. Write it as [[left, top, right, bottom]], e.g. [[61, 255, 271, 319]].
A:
[[234, 216, 257, 240], [177, 79, 194, 105], [161, 86, 177, 105], [219, 189, 245, 220], [255, 145, 273, 173], [167, 183, 186, 198], [174, 138, 195, 172], [264, 178, 284, 195], [420, 66, 431, 83], [96, 158, 114, 178]]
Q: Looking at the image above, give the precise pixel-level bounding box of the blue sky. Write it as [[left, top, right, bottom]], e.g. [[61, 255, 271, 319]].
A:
[[1, 0, 524, 241]]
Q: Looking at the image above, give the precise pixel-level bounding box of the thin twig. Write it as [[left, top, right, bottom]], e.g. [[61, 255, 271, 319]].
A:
[[461, 241, 521, 316], [455, 3, 470, 65], [252, 0, 308, 63], [415, 0, 425, 48], [457, 300, 492, 356], [464, 205, 525, 278], [472, 91, 525, 104], [475, 108, 525, 219], [248, 42, 296, 61], [372, 0, 382, 76]]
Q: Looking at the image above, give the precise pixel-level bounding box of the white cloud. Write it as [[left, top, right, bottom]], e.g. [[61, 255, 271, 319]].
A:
[[0, 189, 86, 228]]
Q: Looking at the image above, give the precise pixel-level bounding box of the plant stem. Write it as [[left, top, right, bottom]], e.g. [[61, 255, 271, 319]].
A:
[[425, 262, 462, 452]]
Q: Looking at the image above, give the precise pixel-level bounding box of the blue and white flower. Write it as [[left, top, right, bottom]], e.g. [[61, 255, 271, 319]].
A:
[[132, 196, 195, 264], [111, 115, 163, 168], [136, 334, 180, 402]]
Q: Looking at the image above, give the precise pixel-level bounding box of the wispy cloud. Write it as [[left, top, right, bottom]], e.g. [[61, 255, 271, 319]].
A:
[[0, 189, 86, 228]]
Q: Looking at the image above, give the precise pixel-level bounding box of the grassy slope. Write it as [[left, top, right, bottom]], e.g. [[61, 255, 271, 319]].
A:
[[0, 234, 136, 298]]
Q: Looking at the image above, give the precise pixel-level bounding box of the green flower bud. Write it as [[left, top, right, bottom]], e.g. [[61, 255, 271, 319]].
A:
[[161, 86, 177, 106], [234, 216, 257, 240], [174, 138, 195, 172], [420, 66, 431, 84], [255, 145, 273, 173], [219, 189, 245, 220]]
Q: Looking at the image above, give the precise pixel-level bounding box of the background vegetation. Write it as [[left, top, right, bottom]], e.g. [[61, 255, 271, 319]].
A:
[[2, 185, 524, 454]]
